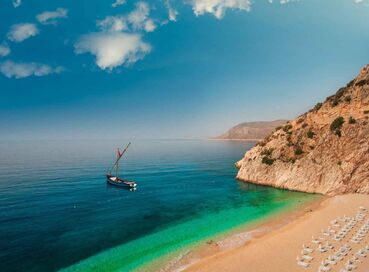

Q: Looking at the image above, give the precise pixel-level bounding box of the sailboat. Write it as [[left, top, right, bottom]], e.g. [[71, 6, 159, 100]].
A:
[[106, 142, 137, 188]]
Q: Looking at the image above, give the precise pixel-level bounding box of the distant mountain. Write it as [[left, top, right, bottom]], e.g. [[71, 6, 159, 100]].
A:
[[215, 120, 288, 140], [236, 65, 369, 196]]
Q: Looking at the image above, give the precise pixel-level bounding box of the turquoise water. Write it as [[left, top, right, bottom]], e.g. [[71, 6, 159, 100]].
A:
[[0, 140, 316, 272]]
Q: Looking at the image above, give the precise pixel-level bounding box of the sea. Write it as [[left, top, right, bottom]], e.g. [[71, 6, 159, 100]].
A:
[[0, 139, 318, 272]]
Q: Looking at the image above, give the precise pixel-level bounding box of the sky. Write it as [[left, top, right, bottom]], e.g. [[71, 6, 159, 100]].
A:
[[1, 0, 369, 140]]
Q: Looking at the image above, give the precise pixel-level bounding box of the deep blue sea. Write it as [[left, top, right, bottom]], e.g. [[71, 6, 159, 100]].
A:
[[0, 140, 316, 272]]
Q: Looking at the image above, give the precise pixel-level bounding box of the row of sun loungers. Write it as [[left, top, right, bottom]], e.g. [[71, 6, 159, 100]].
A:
[[351, 219, 369, 244], [339, 243, 369, 272], [297, 206, 368, 270], [333, 218, 357, 241]]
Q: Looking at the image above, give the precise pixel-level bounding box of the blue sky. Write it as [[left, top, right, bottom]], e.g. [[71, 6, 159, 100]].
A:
[[1, 0, 369, 140]]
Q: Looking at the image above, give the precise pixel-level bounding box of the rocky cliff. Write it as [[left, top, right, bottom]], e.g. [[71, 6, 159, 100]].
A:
[[236, 65, 369, 196], [216, 120, 288, 140]]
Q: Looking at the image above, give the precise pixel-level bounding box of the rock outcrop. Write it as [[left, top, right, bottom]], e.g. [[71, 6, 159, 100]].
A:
[[236, 65, 369, 195], [216, 120, 288, 140]]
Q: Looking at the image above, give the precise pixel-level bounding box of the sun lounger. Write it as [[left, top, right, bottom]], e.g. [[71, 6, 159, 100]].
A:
[[325, 243, 334, 250], [356, 250, 367, 257], [318, 246, 328, 253], [312, 239, 321, 244], [302, 244, 313, 252], [297, 261, 309, 268], [326, 256, 336, 265], [318, 265, 331, 272], [346, 264, 356, 270], [302, 248, 313, 254], [302, 255, 313, 261]]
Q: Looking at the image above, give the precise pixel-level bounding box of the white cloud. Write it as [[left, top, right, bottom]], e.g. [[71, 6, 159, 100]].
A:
[[0, 45, 11, 57], [7, 23, 39, 42], [168, 7, 178, 21], [97, 16, 127, 32], [12, 0, 21, 8], [0, 61, 63, 79], [99, 2, 156, 33], [144, 19, 156, 32], [165, 0, 178, 22], [112, 0, 126, 8], [74, 32, 151, 70], [191, 0, 252, 19], [127, 2, 156, 32], [36, 8, 68, 25]]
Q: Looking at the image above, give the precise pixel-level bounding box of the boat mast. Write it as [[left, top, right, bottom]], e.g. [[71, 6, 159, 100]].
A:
[[116, 148, 119, 178], [108, 142, 131, 177]]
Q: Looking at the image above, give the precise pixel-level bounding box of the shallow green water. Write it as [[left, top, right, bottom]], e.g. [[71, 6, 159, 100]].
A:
[[62, 183, 317, 272]]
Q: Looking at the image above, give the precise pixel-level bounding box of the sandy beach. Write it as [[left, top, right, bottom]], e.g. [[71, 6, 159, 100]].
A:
[[184, 194, 369, 272]]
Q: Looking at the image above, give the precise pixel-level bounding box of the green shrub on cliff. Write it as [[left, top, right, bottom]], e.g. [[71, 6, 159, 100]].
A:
[[330, 117, 344, 131], [297, 118, 304, 124], [313, 102, 323, 111], [331, 99, 339, 107], [262, 156, 275, 165], [261, 148, 275, 165], [261, 148, 273, 156], [330, 117, 344, 137], [294, 148, 303, 156], [349, 116, 356, 124], [283, 124, 292, 132], [307, 130, 315, 139], [345, 96, 351, 103]]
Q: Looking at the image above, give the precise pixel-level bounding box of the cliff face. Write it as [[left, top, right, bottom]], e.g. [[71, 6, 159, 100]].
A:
[[216, 120, 288, 140], [236, 65, 369, 196]]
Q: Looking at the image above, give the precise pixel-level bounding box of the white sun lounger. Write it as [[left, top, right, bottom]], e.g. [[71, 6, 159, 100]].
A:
[[356, 251, 367, 257], [303, 247, 313, 254], [319, 265, 331, 272], [297, 261, 309, 268], [302, 255, 313, 261]]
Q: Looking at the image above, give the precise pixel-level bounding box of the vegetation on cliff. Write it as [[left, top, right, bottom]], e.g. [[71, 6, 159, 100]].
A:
[[236, 65, 369, 195]]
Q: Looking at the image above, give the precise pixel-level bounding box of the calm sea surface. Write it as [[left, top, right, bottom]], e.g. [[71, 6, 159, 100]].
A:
[[0, 140, 316, 272]]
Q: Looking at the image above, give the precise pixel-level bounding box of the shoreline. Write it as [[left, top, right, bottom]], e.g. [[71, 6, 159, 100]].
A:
[[60, 187, 318, 272], [143, 193, 324, 272], [183, 194, 369, 272]]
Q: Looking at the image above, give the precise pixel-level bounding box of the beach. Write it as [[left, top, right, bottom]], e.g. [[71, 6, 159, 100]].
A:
[[184, 194, 369, 272]]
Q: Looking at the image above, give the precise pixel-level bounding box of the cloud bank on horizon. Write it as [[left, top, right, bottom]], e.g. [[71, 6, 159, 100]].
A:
[[0, 0, 366, 79]]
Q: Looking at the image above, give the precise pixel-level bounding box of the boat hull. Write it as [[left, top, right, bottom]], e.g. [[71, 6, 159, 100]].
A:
[[106, 175, 137, 188]]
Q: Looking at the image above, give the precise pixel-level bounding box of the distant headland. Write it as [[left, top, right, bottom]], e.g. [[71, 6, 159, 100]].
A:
[[213, 120, 288, 141]]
